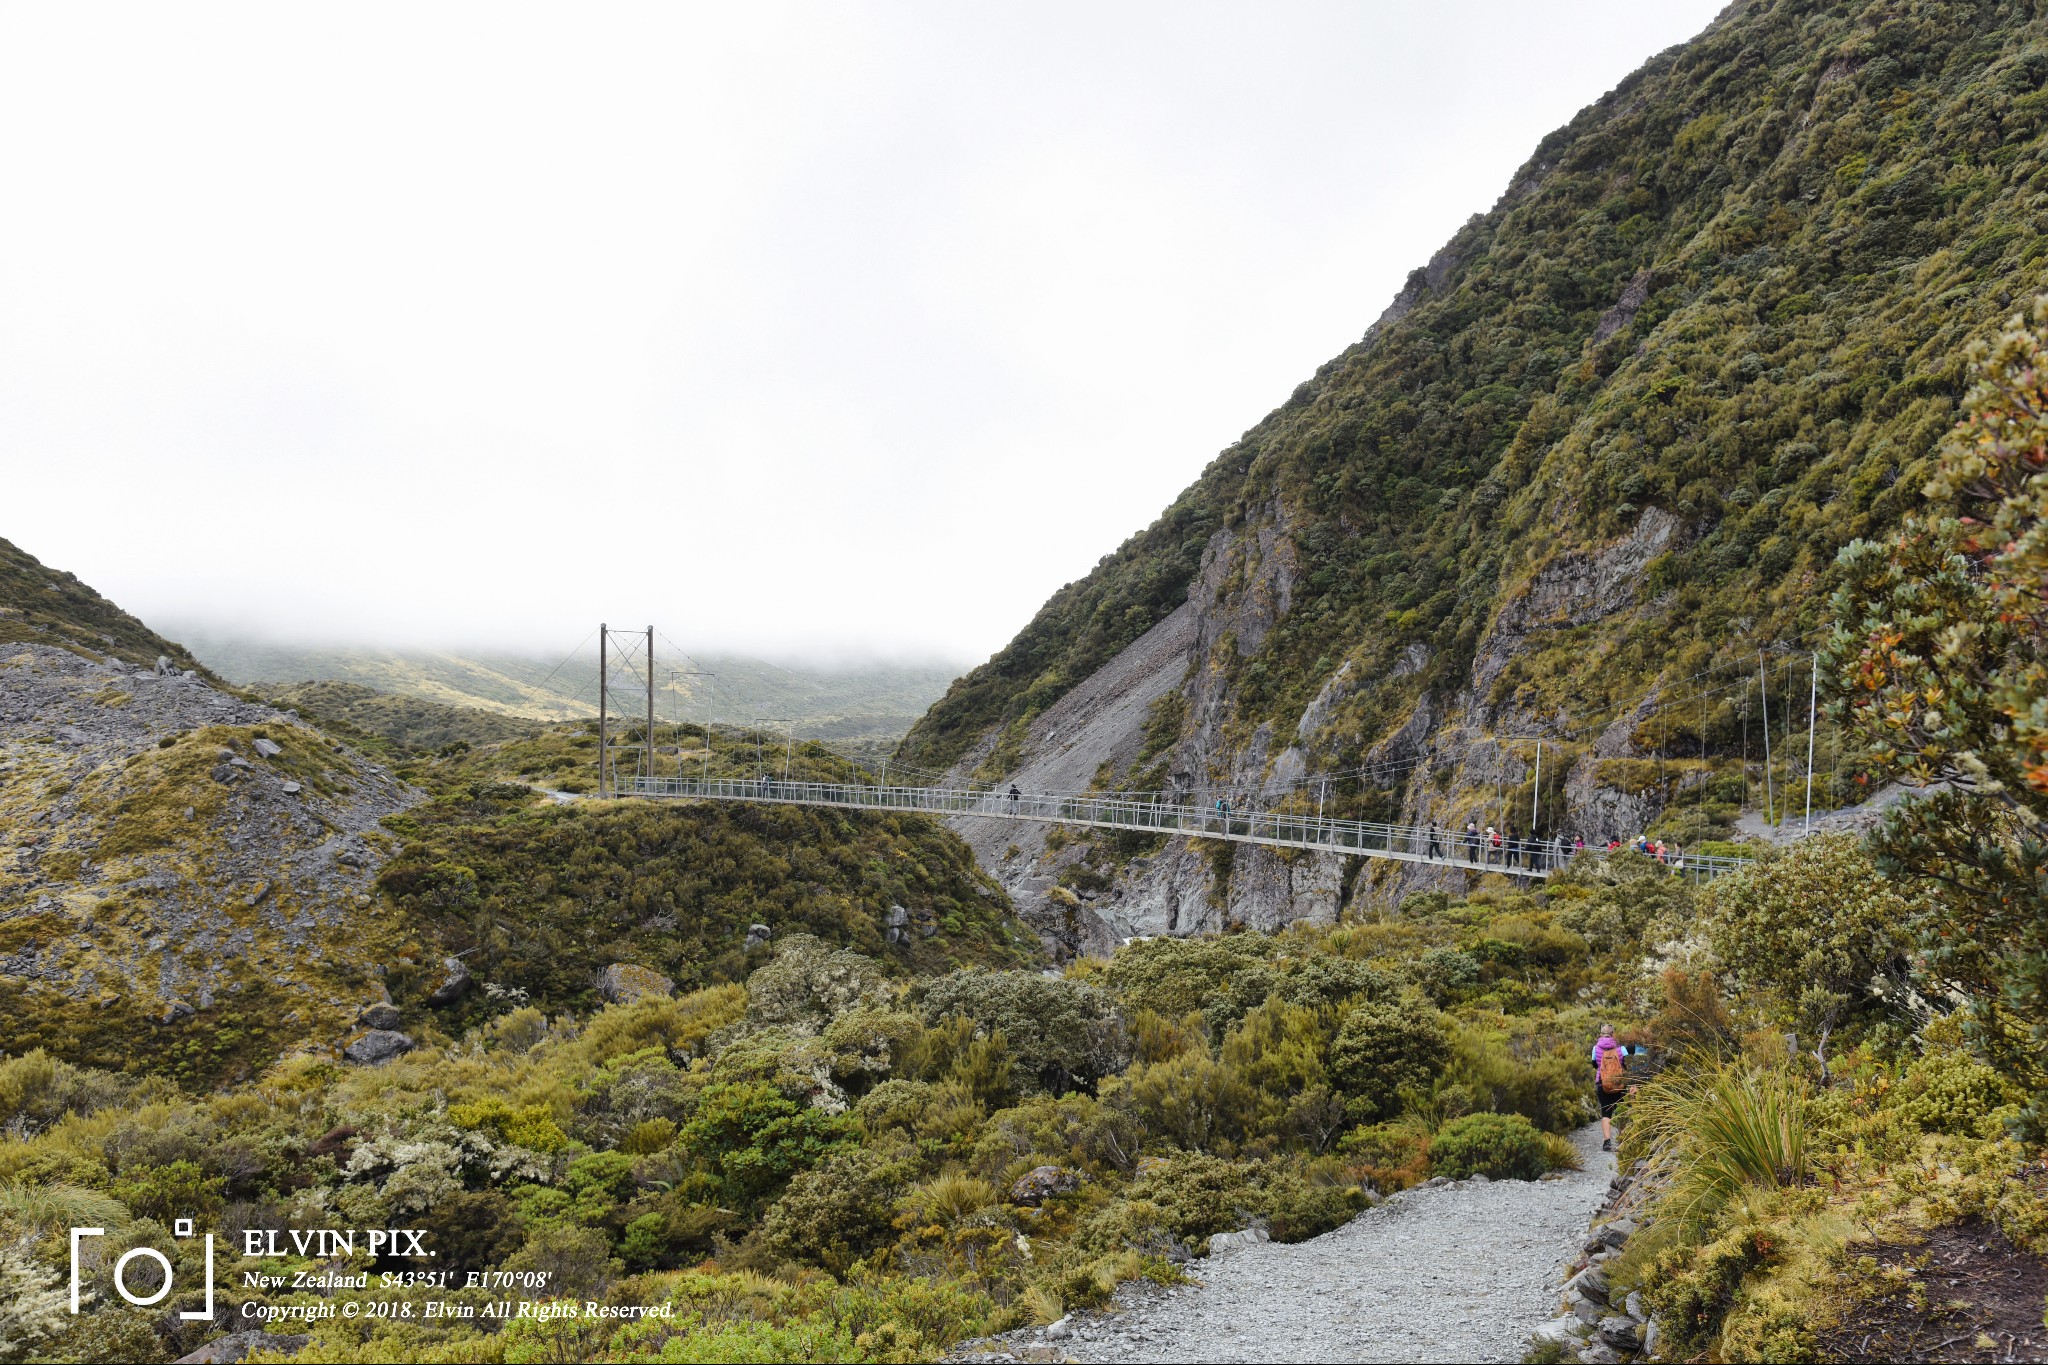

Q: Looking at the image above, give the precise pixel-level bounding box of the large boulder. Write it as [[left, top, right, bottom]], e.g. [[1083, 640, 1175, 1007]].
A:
[[598, 963, 674, 1004], [357, 1003, 402, 1030], [1010, 1165, 1081, 1206], [426, 957, 471, 1005], [342, 1029, 414, 1065]]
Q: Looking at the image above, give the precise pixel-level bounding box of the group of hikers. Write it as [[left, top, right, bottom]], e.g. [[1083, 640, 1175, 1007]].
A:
[[1415, 820, 1685, 872]]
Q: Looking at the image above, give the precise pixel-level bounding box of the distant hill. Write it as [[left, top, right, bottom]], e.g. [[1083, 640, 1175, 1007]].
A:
[[174, 630, 963, 741], [255, 679, 542, 758]]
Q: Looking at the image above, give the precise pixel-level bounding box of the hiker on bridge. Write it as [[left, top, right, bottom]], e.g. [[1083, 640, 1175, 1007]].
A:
[[1464, 820, 1480, 860], [1427, 822, 1444, 860], [1008, 784, 1020, 808]]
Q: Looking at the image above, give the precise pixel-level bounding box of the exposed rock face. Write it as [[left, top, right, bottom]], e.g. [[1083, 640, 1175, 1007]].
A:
[[597, 962, 674, 1004], [933, 503, 1710, 954], [342, 1029, 413, 1065]]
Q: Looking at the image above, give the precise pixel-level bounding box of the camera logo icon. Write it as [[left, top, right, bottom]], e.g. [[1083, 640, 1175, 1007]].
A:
[[70, 1218, 216, 1317]]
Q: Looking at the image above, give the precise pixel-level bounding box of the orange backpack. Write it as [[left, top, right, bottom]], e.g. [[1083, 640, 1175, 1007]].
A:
[[1598, 1045, 1626, 1091]]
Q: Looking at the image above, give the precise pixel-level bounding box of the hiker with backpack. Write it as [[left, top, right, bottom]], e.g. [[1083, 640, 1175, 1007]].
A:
[[1592, 1025, 1632, 1152]]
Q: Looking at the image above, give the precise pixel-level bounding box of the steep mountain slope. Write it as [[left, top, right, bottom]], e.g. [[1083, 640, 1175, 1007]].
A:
[[904, 0, 2048, 953], [0, 536, 215, 677]]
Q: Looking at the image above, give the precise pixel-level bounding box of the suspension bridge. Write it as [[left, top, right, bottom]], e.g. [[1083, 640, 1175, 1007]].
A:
[[616, 774, 1753, 882]]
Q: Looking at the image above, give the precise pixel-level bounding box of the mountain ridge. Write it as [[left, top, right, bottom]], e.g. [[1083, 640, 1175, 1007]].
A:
[[904, 0, 2048, 954]]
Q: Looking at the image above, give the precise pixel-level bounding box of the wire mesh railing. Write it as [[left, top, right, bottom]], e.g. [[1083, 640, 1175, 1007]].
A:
[[617, 776, 1752, 883]]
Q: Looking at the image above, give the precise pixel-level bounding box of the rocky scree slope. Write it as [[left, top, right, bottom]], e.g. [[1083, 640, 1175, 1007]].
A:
[[0, 546, 432, 1082], [904, 0, 2048, 956]]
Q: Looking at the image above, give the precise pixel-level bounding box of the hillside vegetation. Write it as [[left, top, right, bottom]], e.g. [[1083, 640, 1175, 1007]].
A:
[[2, 571, 1031, 1095], [903, 0, 2048, 869], [0, 537, 214, 678]]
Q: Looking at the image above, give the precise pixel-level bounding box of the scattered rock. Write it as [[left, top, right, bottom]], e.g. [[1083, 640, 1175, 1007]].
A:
[[1010, 1165, 1081, 1206], [1596, 1314, 1642, 1349], [1644, 1320, 1661, 1356], [1044, 1317, 1072, 1341], [884, 903, 911, 945], [357, 1003, 402, 1030], [252, 738, 283, 758], [1624, 1289, 1645, 1320], [281, 781, 301, 795], [159, 999, 195, 1025], [342, 1029, 414, 1065], [1597, 1216, 1637, 1249], [229, 756, 251, 769], [1567, 1263, 1609, 1305], [1578, 1344, 1624, 1365], [746, 923, 772, 948], [426, 957, 471, 1005], [598, 962, 674, 1004], [154, 655, 173, 677], [1207, 1226, 1271, 1255], [173, 1330, 311, 1364]]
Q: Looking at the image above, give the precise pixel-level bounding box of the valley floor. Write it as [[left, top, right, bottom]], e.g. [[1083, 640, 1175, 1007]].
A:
[[969, 1125, 1613, 1365]]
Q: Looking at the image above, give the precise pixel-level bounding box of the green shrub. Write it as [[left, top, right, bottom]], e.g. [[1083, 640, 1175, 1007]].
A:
[[1446, 1026, 1595, 1133], [1079, 1152, 1366, 1254], [1412, 948, 1481, 1004], [760, 1148, 903, 1271], [1327, 1003, 1449, 1121], [1890, 1049, 2018, 1138], [918, 970, 1131, 1095], [1105, 936, 1272, 1029], [1426, 1112, 1551, 1181], [677, 1082, 852, 1205]]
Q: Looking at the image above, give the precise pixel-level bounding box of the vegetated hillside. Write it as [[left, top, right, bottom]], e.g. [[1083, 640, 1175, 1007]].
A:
[[903, 0, 2048, 953], [0, 548, 1032, 1086], [178, 628, 962, 740], [257, 678, 542, 758], [375, 724, 1038, 1017], [0, 536, 215, 678]]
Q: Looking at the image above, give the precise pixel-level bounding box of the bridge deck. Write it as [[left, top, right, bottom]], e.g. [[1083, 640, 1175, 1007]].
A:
[[616, 777, 1749, 882]]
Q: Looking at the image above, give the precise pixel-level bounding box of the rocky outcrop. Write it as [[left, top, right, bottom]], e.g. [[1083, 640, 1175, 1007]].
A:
[[342, 1029, 414, 1065], [598, 962, 674, 1004]]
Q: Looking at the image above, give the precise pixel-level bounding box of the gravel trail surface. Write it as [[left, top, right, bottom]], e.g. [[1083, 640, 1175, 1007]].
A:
[[1022, 1125, 1613, 1364]]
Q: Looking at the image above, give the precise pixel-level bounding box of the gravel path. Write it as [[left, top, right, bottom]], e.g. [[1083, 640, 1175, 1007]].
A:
[[1021, 1126, 1614, 1364]]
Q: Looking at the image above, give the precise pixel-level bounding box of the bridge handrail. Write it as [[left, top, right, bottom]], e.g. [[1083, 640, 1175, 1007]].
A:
[[613, 776, 1752, 882]]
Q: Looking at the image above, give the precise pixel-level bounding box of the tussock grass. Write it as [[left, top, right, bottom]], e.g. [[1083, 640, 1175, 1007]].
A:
[[1625, 1061, 1808, 1227]]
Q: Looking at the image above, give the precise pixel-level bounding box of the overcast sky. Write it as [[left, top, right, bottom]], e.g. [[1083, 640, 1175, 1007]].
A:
[[1, 2, 1725, 666]]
